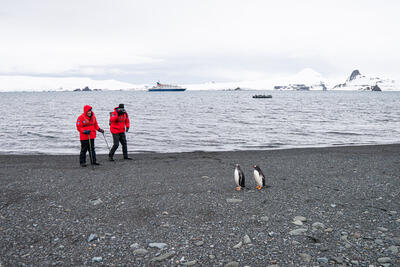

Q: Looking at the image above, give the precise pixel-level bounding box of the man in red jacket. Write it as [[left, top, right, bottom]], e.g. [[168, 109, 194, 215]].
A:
[[76, 105, 104, 167], [109, 103, 131, 161]]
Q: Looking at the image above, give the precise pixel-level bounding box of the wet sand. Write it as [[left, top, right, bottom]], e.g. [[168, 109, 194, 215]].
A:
[[0, 145, 399, 266]]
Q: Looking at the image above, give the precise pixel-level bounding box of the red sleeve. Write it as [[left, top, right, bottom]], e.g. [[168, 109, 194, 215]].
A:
[[126, 114, 130, 128], [94, 116, 100, 131], [110, 111, 118, 122], [76, 117, 84, 133]]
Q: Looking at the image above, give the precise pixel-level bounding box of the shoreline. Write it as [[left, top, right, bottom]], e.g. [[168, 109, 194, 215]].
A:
[[0, 142, 399, 157], [1, 144, 399, 266]]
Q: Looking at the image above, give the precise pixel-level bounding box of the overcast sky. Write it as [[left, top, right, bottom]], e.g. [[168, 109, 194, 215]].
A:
[[1, 0, 400, 84]]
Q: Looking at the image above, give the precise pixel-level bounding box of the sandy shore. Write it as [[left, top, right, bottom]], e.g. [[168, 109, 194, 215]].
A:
[[0, 145, 399, 266]]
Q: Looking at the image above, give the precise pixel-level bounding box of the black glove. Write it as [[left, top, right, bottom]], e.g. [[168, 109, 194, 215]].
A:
[[98, 128, 104, 133], [83, 130, 91, 135], [126, 127, 129, 133]]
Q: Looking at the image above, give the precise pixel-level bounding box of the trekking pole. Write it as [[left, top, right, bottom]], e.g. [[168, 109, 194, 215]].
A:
[[87, 135, 95, 169], [102, 132, 111, 153]]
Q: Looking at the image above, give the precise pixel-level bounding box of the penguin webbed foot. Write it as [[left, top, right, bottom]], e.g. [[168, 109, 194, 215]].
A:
[[235, 186, 242, 191], [256, 185, 262, 190]]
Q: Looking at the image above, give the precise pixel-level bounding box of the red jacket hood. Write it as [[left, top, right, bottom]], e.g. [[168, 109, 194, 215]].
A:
[[83, 105, 92, 114]]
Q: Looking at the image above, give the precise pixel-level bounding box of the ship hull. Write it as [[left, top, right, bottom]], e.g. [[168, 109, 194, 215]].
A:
[[148, 88, 186, 92]]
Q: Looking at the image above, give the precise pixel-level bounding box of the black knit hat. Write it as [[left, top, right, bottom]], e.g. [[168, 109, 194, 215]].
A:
[[118, 104, 124, 108]]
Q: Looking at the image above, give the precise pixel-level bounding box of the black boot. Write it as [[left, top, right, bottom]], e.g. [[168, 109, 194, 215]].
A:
[[109, 157, 115, 161], [80, 163, 87, 167], [124, 157, 132, 160], [92, 162, 101, 165]]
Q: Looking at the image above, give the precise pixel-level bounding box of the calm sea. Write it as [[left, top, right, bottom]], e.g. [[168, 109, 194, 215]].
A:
[[1, 90, 399, 155]]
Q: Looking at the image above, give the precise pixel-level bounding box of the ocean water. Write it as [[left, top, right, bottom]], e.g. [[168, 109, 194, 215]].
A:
[[1, 90, 400, 155]]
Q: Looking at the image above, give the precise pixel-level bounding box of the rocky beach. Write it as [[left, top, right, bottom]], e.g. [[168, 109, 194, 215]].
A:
[[1, 145, 399, 266]]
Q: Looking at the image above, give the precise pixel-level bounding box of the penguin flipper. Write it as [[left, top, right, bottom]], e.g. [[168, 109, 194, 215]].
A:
[[240, 175, 245, 188]]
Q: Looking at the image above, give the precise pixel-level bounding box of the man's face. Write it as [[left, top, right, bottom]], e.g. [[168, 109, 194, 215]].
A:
[[87, 110, 92, 116]]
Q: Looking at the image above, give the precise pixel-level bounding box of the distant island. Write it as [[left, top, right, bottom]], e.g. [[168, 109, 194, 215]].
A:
[[73, 86, 102, 92], [332, 70, 384, 91]]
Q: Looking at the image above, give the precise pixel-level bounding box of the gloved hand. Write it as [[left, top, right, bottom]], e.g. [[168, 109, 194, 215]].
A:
[[126, 127, 129, 133], [98, 128, 104, 133], [83, 130, 91, 135]]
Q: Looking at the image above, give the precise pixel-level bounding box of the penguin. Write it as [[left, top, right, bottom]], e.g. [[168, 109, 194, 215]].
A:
[[234, 164, 245, 191], [252, 164, 265, 190]]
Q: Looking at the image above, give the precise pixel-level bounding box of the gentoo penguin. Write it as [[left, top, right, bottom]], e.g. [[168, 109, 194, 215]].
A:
[[252, 165, 265, 190], [234, 164, 245, 191]]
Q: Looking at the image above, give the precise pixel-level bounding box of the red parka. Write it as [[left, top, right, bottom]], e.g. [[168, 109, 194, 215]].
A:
[[110, 107, 130, 134], [76, 105, 100, 140]]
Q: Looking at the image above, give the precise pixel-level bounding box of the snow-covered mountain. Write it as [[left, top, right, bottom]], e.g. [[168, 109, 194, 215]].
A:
[[272, 68, 328, 91], [0, 68, 398, 92], [185, 68, 398, 91], [332, 70, 397, 91], [184, 68, 329, 91]]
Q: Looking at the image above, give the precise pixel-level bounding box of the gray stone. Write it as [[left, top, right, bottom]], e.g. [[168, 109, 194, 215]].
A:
[[243, 234, 251, 244], [312, 222, 325, 229], [151, 251, 175, 262], [331, 256, 344, 264], [89, 198, 103, 205], [377, 257, 391, 263], [133, 248, 148, 256], [195, 241, 204, 246], [299, 253, 311, 263], [268, 231, 276, 237], [233, 241, 242, 249], [225, 262, 239, 267], [92, 257, 102, 262], [377, 227, 388, 232], [88, 234, 98, 242], [340, 235, 349, 242], [148, 242, 168, 249], [260, 216, 269, 222], [292, 220, 303, 226], [317, 257, 328, 263], [226, 198, 242, 203], [289, 228, 308, 236], [130, 243, 139, 249], [294, 216, 307, 222], [388, 245, 398, 254]]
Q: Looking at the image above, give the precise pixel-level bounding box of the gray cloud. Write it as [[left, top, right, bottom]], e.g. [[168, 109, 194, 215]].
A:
[[1, 52, 339, 84], [1, 0, 400, 84]]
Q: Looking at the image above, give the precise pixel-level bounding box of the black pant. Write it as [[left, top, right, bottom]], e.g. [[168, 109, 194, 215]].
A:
[[109, 133, 128, 158], [80, 139, 96, 164]]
